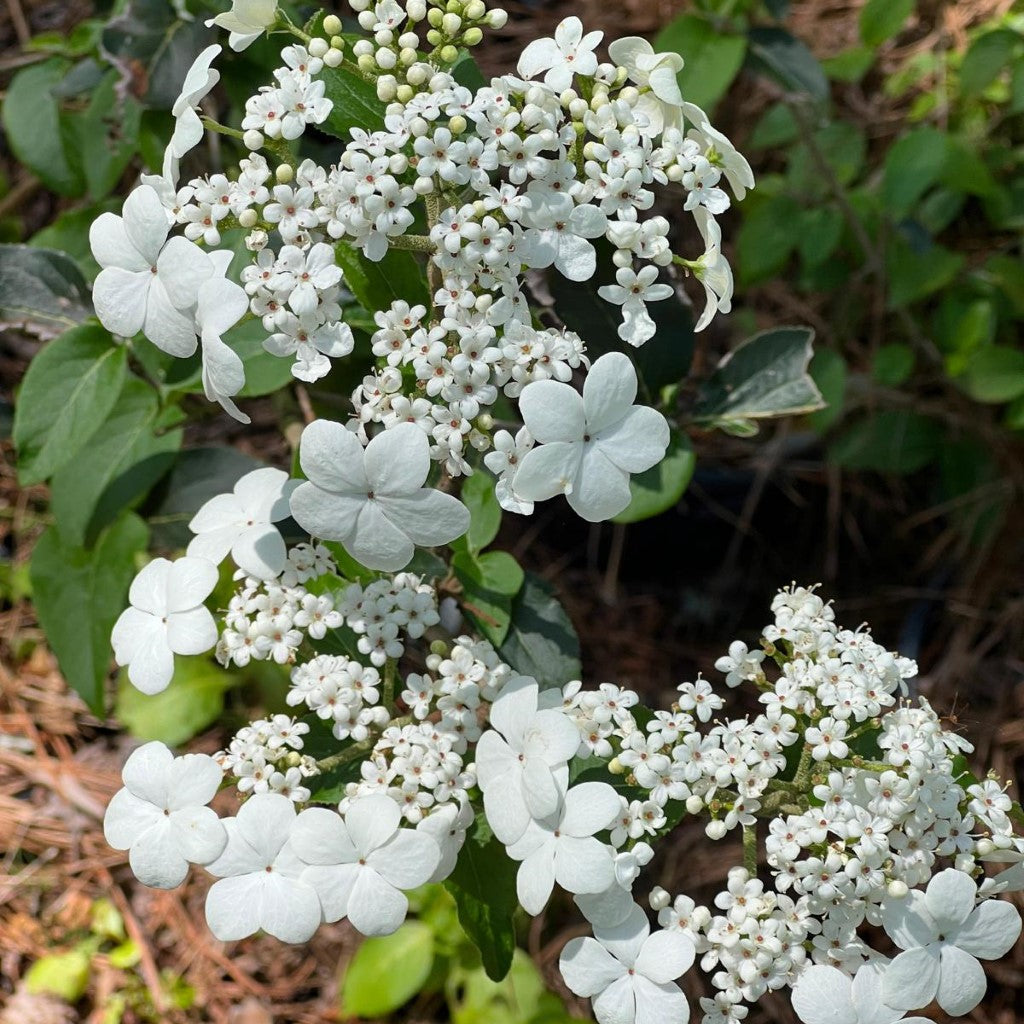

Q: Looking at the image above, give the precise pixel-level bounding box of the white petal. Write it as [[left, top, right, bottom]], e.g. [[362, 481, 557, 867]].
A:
[[483, 779, 530, 845], [128, 558, 171, 615], [129, 818, 190, 888], [568, 445, 632, 522], [120, 740, 174, 804], [595, 407, 670, 474], [205, 874, 263, 940], [165, 752, 223, 808], [235, 792, 295, 864], [936, 944, 987, 1016], [235, 467, 294, 522], [519, 380, 585, 443], [347, 866, 408, 936], [475, 729, 516, 787], [518, 37, 562, 79], [104, 788, 162, 850], [158, 237, 214, 311], [258, 872, 322, 943], [364, 423, 429, 495], [517, 843, 556, 914], [116, 613, 175, 696], [143, 278, 198, 357], [534, 709, 584, 765], [187, 526, 239, 568], [631, 976, 686, 1024], [561, 782, 622, 837], [635, 931, 696, 985], [369, 829, 440, 890], [202, 330, 246, 400], [881, 946, 940, 1010], [165, 606, 217, 656], [925, 868, 977, 933], [123, 185, 170, 266], [302, 862, 360, 923], [849, 962, 904, 1024], [376, 490, 470, 550], [198, 276, 249, 337], [347, 499, 416, 571], [168, 805, 227, 865], [90, 212, 148, 272], [560, 936, 625, 998], [608, 37, 653, 72], [165, 556, 218, 612], [952, 899, 1022, 959], [522, 755, 563, 820], [189, 493, 244, 534], [554, 836, 614, 895], [576, 886, 637, 929], [592, 974, 636, 1024], [345, 794, 401, 856], [881, 891, 938, 950], [514, 442, 583, 503], [289, 484, 364, 545], [292, 807, 357, 866], [583, 353, 638, 433], [595, 904, 649, 967], [555, 235, 596, 282], [93, 267, 150, 338], [231, 523, 287, 579], [205, 818, 266, 878], [298, 419, 369, 493], [490, 677, 538, 745]]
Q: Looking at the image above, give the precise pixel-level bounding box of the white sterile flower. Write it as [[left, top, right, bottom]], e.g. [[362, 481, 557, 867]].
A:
[[417, 795, 474, 882], [691, 207, 734, 332], [167, 45, 222, 173], [880, 868, 1022, 1016], [518, 17, 603, 92], [793, 963, 932, 1024], [112, 556, 218, 695], [683, 102, 755, 201], [506, 782, 620, 913], [289, 420, 471, 572], [559, 903, 695, 1024], [607, 37, 684, 134], [475, 675, 581, 844], [104, 741, 226, 889], [597, 266, 675, 347], [208, 0, 276, 51], [204, 793, 322, 943], [90, 185, 206, 356], [291, 795, 440, 936], [188, 467, 298, 579], [513, 352, 670, 522], [196, 274, 251, 423]]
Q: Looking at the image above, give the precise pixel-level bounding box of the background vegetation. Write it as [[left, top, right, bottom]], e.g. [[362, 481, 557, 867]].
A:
[[0, 0, 1021, 1021]]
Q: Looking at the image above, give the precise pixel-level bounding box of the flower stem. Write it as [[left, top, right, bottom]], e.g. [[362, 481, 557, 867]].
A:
[[742, 823, 758, 874]]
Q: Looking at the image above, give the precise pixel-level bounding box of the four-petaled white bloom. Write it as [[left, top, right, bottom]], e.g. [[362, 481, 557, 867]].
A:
[[608, 37, 684, 134], [195, 270, 252, 423], [692, 207, 734, 333], [289, 420, 471, 572], [598, 266, 675, 347], [560, 903, 695, 1024], [506, 781, 620, 913], [112, 556, 219, 695], [793, 963, 932, 1024], [166, 45, 222, 177], [881, 868, 1022, 1016], [518, 17, 602, 92], [513, 352, 670, 522], [476, 675, 581, 844], [291, 795, 440, 936], [104, 741, 226, 889], [205, 792, 322, 943], [188, 467, 298, 579], [208, 0, 277, 51]]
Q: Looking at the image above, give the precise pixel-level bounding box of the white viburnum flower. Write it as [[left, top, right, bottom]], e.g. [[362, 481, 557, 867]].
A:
[[208, 0, 277, 51], [417, 796, 474, 883], [692, 207, 734, 332], [90, 185, 207, 356], [291, 796, 440, 936], [204, 792, 322, 943], [475, 675, 581, 844], [506, 782, 620, 913], [111, 556, 219, 695], [683, 101, 755, 201], [607, 37, 684, 135], [517, 17, 602, 92], [513, 352, 670, 522], [881, 868, 1022, 1016], [165, 45, 222, 178], [289, 420, 471, 572], [195, 271, 251, 423], [597, 266, 675, 347], [793, 963, 932, 1024], [188, 467, 298, 579], [103, 741, 226, 889], [559, 903, 695, 1024]]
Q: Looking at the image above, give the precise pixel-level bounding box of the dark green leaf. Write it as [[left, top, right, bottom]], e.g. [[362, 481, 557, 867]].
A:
[[50, 379, 184, 547], [881, 127, 948, 216], [796, 206, 844, 268], [459, 471, 501, 554], [958, 346, 1024, 404], [692, 326, 823, 428], [807, 348, 847, 434], [871, 343, 915, 388], [334, 240, 430, 315], [498, 574, 581, 690], [454, 550, 524, 647], [2, 58, 83, 196], [736, 194, 802, 285], [859, 0, 914, 46], [960, 29, 1020, 96], [30, 201, 122, 282], [885, 236, 963, 308], [821, 46, 875, 83], [341, 922, 435, 1017], [445, 813, 520, 981], [320, 62, 388, 138], [116, 656, 231, 745], [654, 15, 747, 111], [14, 324, 127, 485], [30, 513, 149, 713], [612, 430, 695, 524], [0, 244, 92, 329], [746, 27, 829, 101], [829, 410, 942, 473]]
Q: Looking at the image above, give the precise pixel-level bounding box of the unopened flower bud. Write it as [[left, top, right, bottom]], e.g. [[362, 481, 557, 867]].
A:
[[976, 838, 996, 856], [374, 28, 394, 46], [439, 43, 459, 63], [238, 208, 258, 229], [376, 47, 397, 70], [324, 48, 343, 67], [275, 163, 294, 184], [705, 819, 727, 841], [357, 10, 376, 29], [389, 153, 409, 174], [476, 412, 494, 431], [331, 35, 345, 50], [463, 27, 483, 45], [568, 97, 588, 120], [449, 114, 467, 135], [413, 175, 435, 195], [353, 39, 374, 57], [377, 76, 398, 102], [243, 128, 264, 151], [487, 8, 508, 28], [619, 85, 639, 105], [396, 83, 415, 103], [430, 639, 449, 657], [308, 37, 329, 58], [685, 794, 704, 815], [357, 53, 376, 72], [398, 31, 420, 48], [429, 73, 450, 92], [322, 14, 342, 35], [349, 0, 370, 10], [245, 229, 268, 252], [612, 248, 632, 269], [649, 886, 671, 912], [284, 751, 303, 768], [667, 164, 684, 183], [608, 756, 625, 775], [427, 7, 444, 27], [407, 0, 427, 20], [442, 13, 462, 35], [887, 879, 909, 899]]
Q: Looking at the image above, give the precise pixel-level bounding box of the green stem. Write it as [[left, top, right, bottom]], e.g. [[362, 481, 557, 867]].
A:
[[384, 658, 397, 711], [792, 742, 815, 791], [387, 233, 435, 252], [201, 115, 245, 141], [742, 823, 758, 874], [315, 713, 412, 773]]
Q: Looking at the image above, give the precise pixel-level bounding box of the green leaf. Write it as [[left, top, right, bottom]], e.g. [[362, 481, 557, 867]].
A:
[[859, 0, 914, 46], [50, 380, 183, 548], [341, 922, 435, 1017], [958, 346, 1024, 404], [829, 410, 942, 474], [796, 206, 844, 268], [885, 236, 963, 308], [453, 550, 524, 647], [448, 949, 576, 1024], [0, 244, 92, 329], [882, 127, 948, 216], [498, 573, 581, 690], [30, 200, 122, 282], [460, 472, 501, 554], [872, 343, 915, 387], [14, 324, 127, 485], [30, 513, 149, 713], [613, 431, 695, 524], [807, 348, 847, 433], [116, 656, 232, 745], [692, 326, 824, 429], [746, 27, 829, 101], [319, 62, 389, 138], [445, 813, 520, 981], [960, 29, 1021, 96], [334, 240, 430, 315], [821, 46, 875, 83], [550, 239, 693, 396], [736, 194, 802, 285], [654, 15, 747, 112], [25, 947, 92, 1002], [2, 58, 83, 196]]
